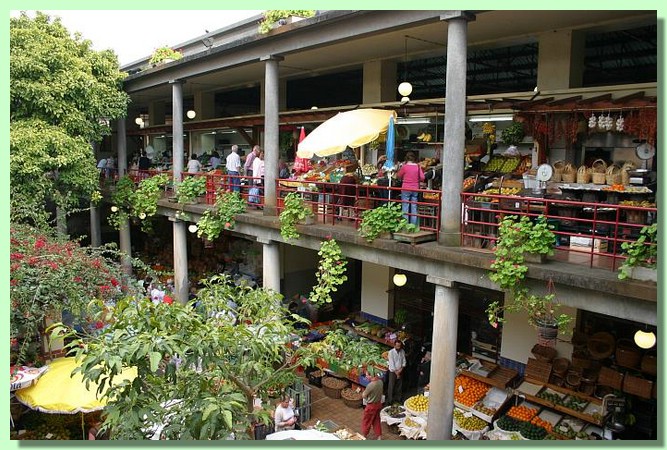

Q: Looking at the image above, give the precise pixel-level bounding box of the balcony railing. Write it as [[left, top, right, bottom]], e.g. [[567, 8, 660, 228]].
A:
[[121, 170, 656, 273]]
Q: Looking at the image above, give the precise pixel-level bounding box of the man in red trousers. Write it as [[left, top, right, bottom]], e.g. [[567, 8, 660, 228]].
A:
[[361, 370, 384, 440]]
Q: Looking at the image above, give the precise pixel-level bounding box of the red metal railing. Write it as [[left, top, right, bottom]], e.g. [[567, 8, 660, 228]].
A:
[[461, 192, 657, 271], [120, 170, 657, 273]]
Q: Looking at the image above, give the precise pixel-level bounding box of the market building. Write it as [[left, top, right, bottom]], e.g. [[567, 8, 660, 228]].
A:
[[93, 10, 657, 440]]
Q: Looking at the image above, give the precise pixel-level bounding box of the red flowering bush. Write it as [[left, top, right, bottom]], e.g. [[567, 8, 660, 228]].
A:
[[10, 223, 141, 366]]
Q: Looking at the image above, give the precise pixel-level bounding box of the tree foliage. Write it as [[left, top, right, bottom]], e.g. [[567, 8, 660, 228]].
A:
[[52, 275, 316, 440], [10, 11, 129, 225]]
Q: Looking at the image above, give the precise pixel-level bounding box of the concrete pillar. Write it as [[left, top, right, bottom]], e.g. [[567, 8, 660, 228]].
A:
[[89, 204, 101, 247], [258, 237, 281, 292], [362, 60, 397, 104], [116, 117, 132, 275], [425, 276, 459, 440], [149, 100, 166, 126], [261, 55, 283, 217], [439, 12, 475, 246], [172, 218, 189, 304], [170, 80, 188, 303], [194, 91, 215, 120], [537, 29, 585, 90]]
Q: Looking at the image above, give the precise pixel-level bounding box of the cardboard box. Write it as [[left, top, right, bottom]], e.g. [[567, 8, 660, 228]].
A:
[[569, 236, 607, 253]]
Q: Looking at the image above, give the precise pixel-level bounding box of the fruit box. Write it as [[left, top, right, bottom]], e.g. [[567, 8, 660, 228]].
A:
[[471, 387, 509, 422]]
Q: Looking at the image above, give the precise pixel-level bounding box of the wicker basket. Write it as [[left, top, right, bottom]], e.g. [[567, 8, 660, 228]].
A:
[[532, 344, 557, 362], [605, 165, 622, 185], [623, 374, 653, 399], [341, 388, 363, 408], [587, 331, 615, 360], [597, 366, 624, 390], [552, 357, 570, 375], [552, 160, 565, 182], [561, 172, 576, 183], [322, 376, 349, 399], [591, 172, 606, 184], [591, 158, 607, 173], [565, 370, 582, 390], [616, 339, 641, 368], [621, 162, 636, 186], [576, 166, 591, 184], [640, 353, 657, 376]]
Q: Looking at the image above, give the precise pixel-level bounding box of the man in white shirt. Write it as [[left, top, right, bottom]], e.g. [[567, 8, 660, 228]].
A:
[[386, 339, 406, 405], [225, 145, 241, 192]]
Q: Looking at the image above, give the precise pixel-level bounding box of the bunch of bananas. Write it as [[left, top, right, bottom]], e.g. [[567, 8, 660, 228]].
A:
[[417, 132, 433, 142]]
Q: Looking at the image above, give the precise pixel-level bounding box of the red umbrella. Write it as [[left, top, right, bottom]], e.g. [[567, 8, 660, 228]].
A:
[[293, 127, 312, 175]]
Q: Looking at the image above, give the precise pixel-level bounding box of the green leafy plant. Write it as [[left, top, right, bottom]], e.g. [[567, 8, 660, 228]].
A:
[[308, 238, 348, 306], [258, 10, 315, 34], [149, 46, 182, 65], [618, 223, 657, 279], [393, 308, 408, 327], [196, 190, 247, 241], [176, 175, 207, 204], [359, 202, 410, 242], [486, 215, 571, 332], [500, 121, 525, 146], [132, 174, 170, 232], [279, 192, 314, 241], [108, 175, 137, 231]]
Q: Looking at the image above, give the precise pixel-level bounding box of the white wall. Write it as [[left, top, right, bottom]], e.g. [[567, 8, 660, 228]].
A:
[[360, 262, 392, 320]]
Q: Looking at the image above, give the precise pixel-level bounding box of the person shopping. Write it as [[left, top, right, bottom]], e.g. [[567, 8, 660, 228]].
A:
[[361, 370, 384, 440], [386, 339, 406, 405], [395, 152, 424, 226], [274, 394, 298, 432], [225, 145, 241, 192]]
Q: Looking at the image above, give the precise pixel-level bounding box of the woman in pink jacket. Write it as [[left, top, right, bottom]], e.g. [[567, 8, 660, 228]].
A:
[[395, 152, 424, 226]]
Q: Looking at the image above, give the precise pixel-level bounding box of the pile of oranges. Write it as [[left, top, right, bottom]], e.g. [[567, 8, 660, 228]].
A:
[[530, 415, 553, 433], [506, 405, 538, 421], [453, 375, 490, 407]]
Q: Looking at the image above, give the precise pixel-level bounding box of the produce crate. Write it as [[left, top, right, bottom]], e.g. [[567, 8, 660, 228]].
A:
[[253, 420, 274, 440]]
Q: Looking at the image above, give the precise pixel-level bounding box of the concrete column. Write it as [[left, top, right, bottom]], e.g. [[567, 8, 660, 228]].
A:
[[170, 80, 185, 184], [440, 12, 475, 246], [537, 29, 585, 90], [425, 276, 459, 440], [172, 218, 189, 304], [170, 80, 188, 303], [194, 91, 215, 120], [362, 60, 397, 104], [89, 204, 101, 247], [116, 117, 132, 275], [258, 237, 281, 292], [261, 55, 283, 217]]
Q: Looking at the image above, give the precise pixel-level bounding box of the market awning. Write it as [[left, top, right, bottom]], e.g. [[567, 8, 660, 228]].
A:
[[297, 109, 397, 158], [15, 357, 137, 414]]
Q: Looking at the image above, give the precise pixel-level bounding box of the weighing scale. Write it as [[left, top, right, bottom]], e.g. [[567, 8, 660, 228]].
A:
[[533, 163, 553, 195], [629, 142, 655, 185]]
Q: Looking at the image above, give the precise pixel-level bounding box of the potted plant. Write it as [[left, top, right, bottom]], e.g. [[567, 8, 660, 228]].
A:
[[486, 214, 571, 334], [149, 46, 182, 66], [307, 238, 348, 306], [500, 121, 525, 146], [258, 10, 315, 34], [196, 190, 247, 241], [359, 202, 414, 242], [279, 192, 315, 241], [175, 175, 207, 204], [618, 223, 657, 281], [131, 174, 170, 232]]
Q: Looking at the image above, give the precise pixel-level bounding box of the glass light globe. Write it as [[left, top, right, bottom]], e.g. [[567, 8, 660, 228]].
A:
[[186, 110, 196, 119], [135, 117, 144, 125], [634, 330, 656, 349], [401, 96, 410, 104], [139, 212, 147, 220], [393, 273, 407, 287], [110, 206, 118, 212], [188, 224, 198, 233], [398, 82, 413, 97]]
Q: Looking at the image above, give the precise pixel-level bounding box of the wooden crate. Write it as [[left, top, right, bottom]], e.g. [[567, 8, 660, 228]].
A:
[[623, 374, 653, 399], [597, 366, 623, 390], [525, 358, 552, 383]]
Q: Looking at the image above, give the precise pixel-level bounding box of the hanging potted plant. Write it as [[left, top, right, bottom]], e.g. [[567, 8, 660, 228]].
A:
[[486, 214, 571, 335], [500, 121, 526, 146], [618, 223, 657, 282], [196, 190, 247, 241], [175, 175, 207, 204], [279, 192, 315, 241], [359, 202, 414, 242], [307, 238, 348, 307]]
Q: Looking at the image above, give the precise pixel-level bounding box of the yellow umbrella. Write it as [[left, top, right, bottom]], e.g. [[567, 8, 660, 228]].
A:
[[15, 357, 137, 414], [296, 109, 397, 158]]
